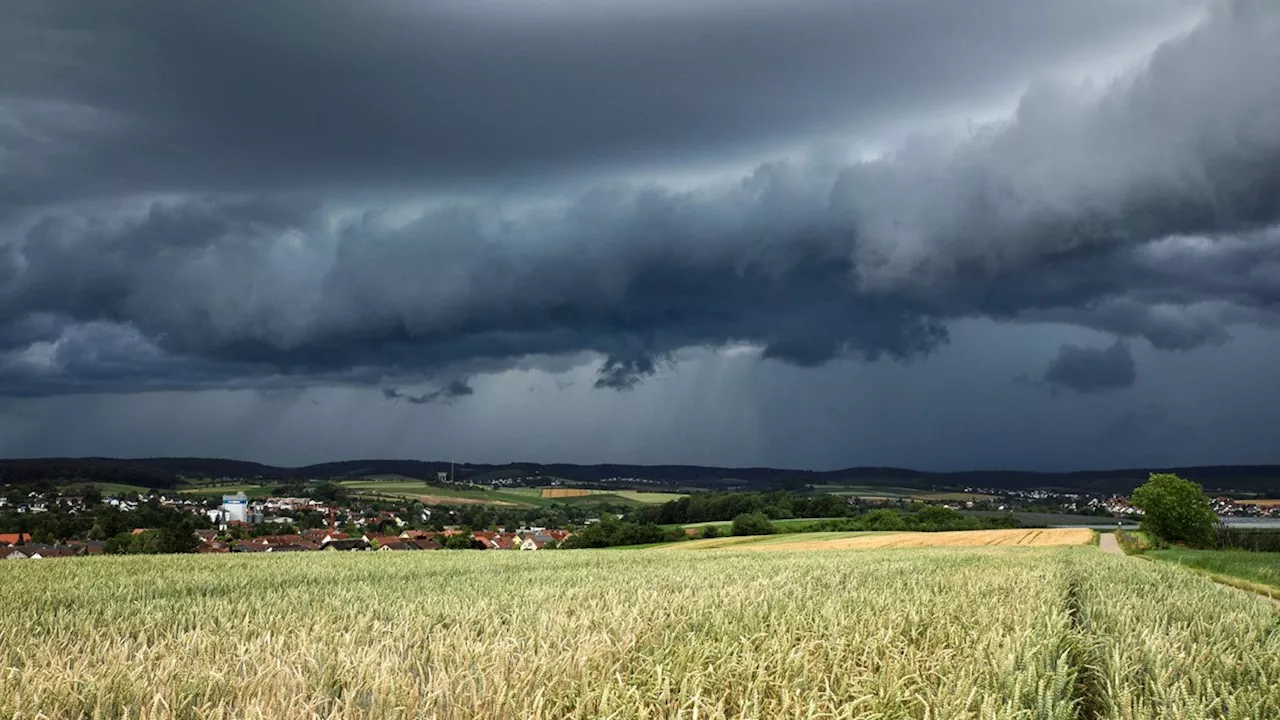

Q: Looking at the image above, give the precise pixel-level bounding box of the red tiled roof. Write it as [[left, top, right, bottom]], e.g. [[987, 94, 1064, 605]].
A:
[[255, 534, 305, 546], [0, 533, 29, 546]]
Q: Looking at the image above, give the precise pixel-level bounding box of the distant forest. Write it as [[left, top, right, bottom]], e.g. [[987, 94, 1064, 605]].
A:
[[3, 457, 1280, 495]]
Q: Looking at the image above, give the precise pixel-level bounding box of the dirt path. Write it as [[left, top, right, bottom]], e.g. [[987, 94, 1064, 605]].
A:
[[1098, 533, 1125, 556]]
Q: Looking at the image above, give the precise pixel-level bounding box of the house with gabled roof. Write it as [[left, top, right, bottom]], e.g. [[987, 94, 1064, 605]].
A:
[[304, 529, 347, 544], [321, 537, 370, 552]]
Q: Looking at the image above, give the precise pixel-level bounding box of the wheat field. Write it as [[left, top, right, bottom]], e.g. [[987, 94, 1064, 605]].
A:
[[659, 528, 1093, 552], [738, 528, 1095, 552], [1, 546, 1276, 719], [539, 487, 593, 499]]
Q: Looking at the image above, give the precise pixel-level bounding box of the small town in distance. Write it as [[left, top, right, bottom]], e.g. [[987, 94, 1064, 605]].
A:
[[2, 458, 1278, 559]]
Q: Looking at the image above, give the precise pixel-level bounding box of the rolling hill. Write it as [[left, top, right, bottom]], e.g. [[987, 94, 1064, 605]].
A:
[[4, 457, 1280, 495]]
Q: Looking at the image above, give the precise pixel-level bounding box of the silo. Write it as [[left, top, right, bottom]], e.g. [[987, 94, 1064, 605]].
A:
[[221, 492, 249, 524]]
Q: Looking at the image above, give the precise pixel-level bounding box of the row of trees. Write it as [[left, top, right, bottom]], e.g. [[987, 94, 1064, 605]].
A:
[[630, 491, 854, 525], [721, 506, 1021, 537], [561, 516, 686, 548]]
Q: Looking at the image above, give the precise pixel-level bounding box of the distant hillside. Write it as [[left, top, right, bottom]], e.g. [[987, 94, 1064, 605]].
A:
[[2, 457, 1280, 495]]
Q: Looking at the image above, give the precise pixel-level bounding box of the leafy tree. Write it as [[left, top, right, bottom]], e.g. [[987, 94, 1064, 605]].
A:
[[559, 515, 682, 548], [443, 532, 481, 550], [156, 523, 200, 554], [81, 485, 103, 506], [859, 509, 907, 532], [731, 512, 774, 536], [700, 524, 722, 539], [271, 482, 308, 497], [104, 532, 135, 554], [904, 505, 969, 531], [310, 481, 349, 503], [1130, 473, 1218, 547]]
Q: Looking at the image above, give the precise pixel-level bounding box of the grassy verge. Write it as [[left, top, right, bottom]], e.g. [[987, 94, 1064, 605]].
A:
[[1115, 529, 1154, 554], [1145, 548, 1280, 600]]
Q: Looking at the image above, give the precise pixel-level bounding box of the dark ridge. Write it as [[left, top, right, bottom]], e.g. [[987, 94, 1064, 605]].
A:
[[3, 457, 1280, 494]]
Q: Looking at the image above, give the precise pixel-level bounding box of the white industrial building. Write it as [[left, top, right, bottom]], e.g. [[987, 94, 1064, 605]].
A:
[[218, 492, 249, 528]]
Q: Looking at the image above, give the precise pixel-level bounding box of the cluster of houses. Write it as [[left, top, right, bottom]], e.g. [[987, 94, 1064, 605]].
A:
[[0, 526, 574, 558], [195, 527, 572, 554], [1212, 496, 1280, 518], [0, 532, 105, 560]]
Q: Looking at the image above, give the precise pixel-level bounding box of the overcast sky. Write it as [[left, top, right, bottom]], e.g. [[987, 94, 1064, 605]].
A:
[[3, 0, 1279, 470]]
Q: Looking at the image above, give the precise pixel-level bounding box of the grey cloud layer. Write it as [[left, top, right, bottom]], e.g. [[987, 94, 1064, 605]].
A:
[[1, 0, 1197, 207], [3, 0, 1280, 396], [1043, 341, 1137, 393]]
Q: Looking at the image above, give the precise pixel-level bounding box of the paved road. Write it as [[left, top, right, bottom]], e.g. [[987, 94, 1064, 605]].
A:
[[1098, 533, 1125, 556]]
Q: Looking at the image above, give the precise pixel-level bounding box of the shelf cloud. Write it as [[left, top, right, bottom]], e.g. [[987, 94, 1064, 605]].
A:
[[2, 0, 1278, 468]]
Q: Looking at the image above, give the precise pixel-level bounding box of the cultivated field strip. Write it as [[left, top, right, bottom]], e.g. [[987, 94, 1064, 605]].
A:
[[734, 527, 1095, 552], [0, 546, 1276, 719], [1068, 551, 1280, 719]]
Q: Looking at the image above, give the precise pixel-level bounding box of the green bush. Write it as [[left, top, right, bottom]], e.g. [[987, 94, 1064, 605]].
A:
[[731, 512, 775, 536], [1130, 473, 1217, 548], [1214, 527, 1280, 552]]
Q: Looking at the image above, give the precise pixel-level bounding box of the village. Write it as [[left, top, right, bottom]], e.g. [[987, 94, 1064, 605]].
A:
[[0, 488, 578, 560]]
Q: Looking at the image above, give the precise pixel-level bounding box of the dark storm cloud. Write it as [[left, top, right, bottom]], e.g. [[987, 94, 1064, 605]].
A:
[[0, 0, 1197, 208], [3, 0, 1280, 397], [382, 381, 474, 405], [0, 174, 950, 394], [1042, 341, 1137, 394]]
